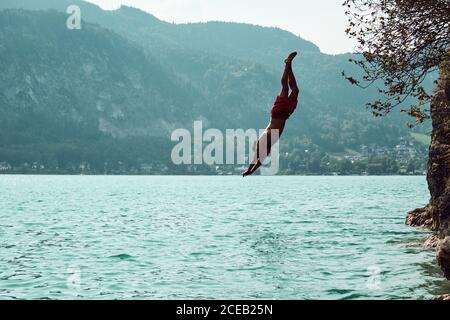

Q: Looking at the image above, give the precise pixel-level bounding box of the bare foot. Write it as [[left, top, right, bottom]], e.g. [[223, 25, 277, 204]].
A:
[[284, 51, 298, 64]]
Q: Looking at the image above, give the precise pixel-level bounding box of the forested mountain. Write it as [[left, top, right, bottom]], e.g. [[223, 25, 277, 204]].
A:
[[0, 1, 431, 174]]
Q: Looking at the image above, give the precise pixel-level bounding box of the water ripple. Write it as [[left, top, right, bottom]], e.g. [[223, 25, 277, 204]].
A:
[[0, 175, 444, 299]]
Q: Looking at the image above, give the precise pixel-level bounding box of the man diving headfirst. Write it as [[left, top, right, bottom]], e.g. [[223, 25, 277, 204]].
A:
[[242, 51, 300, 177]]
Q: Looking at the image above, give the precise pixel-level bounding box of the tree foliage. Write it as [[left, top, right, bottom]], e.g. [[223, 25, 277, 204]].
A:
[[343, 0, 450, 126]]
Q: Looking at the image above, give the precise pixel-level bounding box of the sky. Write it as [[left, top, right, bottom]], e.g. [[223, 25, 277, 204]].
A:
[[84, 0, 356, 54]]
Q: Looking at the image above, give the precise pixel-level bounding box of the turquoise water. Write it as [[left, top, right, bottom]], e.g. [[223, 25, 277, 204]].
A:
[[0, 175, 449, 300]]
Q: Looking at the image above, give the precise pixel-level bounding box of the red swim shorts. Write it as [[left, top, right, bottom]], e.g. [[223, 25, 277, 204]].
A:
[[271, 95, 298, 120]]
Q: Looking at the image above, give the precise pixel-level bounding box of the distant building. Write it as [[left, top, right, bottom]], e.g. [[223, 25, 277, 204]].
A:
[[0, 162, 11, 171], [140, 163, 153, 173]]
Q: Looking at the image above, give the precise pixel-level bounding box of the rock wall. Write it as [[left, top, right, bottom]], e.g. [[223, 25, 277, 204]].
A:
[[406, 57, 450, 280]]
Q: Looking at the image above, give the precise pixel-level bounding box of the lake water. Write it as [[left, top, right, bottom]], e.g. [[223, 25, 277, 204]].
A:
[[0, 175, 449, 300]]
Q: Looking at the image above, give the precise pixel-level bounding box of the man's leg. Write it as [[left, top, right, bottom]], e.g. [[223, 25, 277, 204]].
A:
[[279, 63, 290, 98], [287, 62, 299, 101], [279, 51, 298, 98]]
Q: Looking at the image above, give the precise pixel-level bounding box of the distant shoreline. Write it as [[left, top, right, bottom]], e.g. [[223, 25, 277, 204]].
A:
[[0, 173, 426, 177]]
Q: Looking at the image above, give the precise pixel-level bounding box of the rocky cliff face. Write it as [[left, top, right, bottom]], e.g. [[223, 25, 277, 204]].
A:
[[406, 57, 450, 281]]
